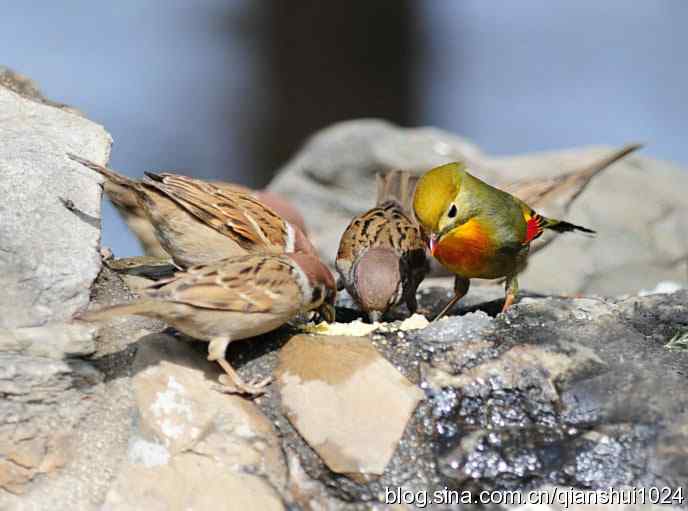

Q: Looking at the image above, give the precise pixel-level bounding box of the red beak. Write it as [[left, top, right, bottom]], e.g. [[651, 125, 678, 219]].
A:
[[429, 234, 438, 256]]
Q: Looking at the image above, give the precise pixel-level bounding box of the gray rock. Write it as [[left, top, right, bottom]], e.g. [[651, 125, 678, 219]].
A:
[[415, 311, 495, 344], [423, 290, 688, 494], [0, 322, 97, 358], [269, 119, 688, 296], [0, 66, 80, 114], [0, 354, 102, 496], [0, 84, 111, 330]]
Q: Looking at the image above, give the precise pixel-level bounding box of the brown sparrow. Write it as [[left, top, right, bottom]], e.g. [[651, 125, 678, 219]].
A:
[[67, 154, 313, 265], [335, 170, 428, 322], [77, 253, 336, 395]]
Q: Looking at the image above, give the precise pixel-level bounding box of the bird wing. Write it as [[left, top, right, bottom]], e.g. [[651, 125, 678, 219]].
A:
[[142, 173, 289, 252], [337, 201, 425, 263], [144, 255, 302, 314], [521, 207, 546, 244]]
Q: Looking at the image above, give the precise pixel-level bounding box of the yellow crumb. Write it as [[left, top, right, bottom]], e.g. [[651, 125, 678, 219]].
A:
[[303, 313, 430, 336], [303, 318, 382, 336], [399, 313, 430, 331]]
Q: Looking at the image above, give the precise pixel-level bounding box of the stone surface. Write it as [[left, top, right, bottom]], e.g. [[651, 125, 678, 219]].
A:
[[413, 290, 688, 494], [0, 322, 97, 359], [0, 84, 111, 329], [0, 73, 121, 508], [269, 119, 688, 295], [0, 354, 102, 495], [102, 334, 287, 511], [276, 335, 424, 479], [0, 66, 80, 114]]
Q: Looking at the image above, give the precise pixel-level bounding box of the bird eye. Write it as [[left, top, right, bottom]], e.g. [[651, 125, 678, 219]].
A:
[[448, 204, 457, 218]]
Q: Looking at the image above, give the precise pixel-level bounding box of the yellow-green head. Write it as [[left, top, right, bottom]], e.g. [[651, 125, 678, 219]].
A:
[[413, 162, 465, 236]]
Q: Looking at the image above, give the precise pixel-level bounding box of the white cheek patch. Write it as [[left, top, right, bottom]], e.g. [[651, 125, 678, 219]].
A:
[[291, 262, 311, 309], [284, 222, 295, 253]]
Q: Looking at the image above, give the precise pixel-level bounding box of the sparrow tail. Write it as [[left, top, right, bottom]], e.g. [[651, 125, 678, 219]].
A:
[[75, 300, 157, 322], [67, 153, 136, 188], [375, 170, 418, 213]]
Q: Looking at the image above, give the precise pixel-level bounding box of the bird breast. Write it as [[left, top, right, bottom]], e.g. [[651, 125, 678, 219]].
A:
[[433, 218, 496, 278]]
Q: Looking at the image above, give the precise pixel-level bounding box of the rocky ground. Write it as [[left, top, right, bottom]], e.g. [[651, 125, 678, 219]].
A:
[[1, 68, 687, 510]]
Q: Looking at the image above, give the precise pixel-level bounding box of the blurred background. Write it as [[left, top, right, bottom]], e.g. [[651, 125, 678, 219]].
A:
[[2, 1, 687, 256]]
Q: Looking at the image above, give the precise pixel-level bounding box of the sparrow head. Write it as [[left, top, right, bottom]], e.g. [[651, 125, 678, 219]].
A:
[[413, 162, 465, 238], [287, 252, 336, 322], [353, 248, 402, 318]]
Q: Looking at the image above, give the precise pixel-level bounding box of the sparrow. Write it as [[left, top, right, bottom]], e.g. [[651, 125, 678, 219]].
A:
[[336, 170, 428, 322], [77, 253, 336, 395], [413, 162, 597, 320], [67, 154, 313, 265]]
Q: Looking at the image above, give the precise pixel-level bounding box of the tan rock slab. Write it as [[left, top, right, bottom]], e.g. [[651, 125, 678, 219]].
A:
[[103, 334, 288, 510], [276, 334, 424, 478], [103, 454, 284, 511]]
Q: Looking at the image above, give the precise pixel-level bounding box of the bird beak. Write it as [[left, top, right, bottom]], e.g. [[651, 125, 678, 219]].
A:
[[429, 234, 438, 256], [317, 303, 336, 323]]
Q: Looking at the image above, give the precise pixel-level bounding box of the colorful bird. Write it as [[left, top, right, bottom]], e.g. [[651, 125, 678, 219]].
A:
[[413, 161, 597, 320]]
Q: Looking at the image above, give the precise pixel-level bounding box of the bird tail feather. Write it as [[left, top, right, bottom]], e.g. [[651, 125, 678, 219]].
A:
[[543, 217, 596, 235], [67, 153, 136, 188], [75, 300, 157, 322], [375, 170, 418, 213]]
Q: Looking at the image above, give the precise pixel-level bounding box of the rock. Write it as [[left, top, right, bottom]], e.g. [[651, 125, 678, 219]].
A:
[[415, 311, 495, 345], [0, 354, 102, 495], [0, 66, 80, 114], [0, 84, 111, 330], [0, 322, 97, 359], [269, 119, 688, 295], [275, 334, 424, 480], [423, 290, 688, 492], [104, 456, 284, 511], [0, 72, 118, 507], [102, 334, 287, 510]]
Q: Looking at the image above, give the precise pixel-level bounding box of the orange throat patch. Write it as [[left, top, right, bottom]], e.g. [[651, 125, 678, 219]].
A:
[[432, 218, 494, 277]]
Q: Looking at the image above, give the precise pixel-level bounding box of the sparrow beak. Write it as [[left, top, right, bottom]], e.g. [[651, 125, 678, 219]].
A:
[[317, 303, 336, 323]]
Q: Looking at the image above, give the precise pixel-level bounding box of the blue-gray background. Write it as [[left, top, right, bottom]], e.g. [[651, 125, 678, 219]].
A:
[[3, 1, 686, 256]]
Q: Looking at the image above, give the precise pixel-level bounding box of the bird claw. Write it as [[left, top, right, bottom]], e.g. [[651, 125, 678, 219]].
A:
[[216, 374, 271, 397]]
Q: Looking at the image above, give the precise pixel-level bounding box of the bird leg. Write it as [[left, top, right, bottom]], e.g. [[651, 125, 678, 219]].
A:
[[502, 275, 519, 312], [208, 337, 271, 396], [433, 276, 470, 322], [404, 288, 418, 315]]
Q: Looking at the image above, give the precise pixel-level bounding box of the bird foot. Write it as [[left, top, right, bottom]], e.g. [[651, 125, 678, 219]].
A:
[[216, 374, 271, 397], [501, 294, 516, 313]]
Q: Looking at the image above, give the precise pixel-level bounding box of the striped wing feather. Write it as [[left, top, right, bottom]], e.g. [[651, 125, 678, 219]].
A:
[[145, 255, 301, 314], [143, 173, 288, 251]]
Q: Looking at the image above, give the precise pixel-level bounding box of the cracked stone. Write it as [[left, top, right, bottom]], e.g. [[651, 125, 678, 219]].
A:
[[276, 334, 424, 480], [101, 334, 287, 511], [0, 81, 111, 330]]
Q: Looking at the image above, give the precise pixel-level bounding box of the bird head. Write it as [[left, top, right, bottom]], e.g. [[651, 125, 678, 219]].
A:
[[287, 252, 337, 322], [353, 248, 402, 319], [413, 162, 465, 254]]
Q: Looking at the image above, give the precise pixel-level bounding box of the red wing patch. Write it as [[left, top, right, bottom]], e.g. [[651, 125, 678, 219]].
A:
[[524, 213, 545, 244]]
